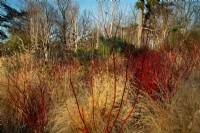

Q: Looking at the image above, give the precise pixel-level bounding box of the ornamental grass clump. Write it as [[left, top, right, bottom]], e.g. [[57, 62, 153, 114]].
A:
[[0, 55, 51, 133], [47, 53, 140, 133]]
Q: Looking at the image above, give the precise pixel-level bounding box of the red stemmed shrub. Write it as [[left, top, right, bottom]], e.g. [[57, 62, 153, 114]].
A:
[[127, 45, 197, 102], [0, 55, 53, 133], [4, 71, 51, 133]]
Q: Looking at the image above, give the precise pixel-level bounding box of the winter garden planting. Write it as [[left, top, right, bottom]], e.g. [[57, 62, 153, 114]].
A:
[[1, 44, 200, 133], [1, 0, 200, 133]]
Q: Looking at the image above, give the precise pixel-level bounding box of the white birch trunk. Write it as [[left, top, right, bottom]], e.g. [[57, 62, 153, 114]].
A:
[[137, 7, 143, 48]]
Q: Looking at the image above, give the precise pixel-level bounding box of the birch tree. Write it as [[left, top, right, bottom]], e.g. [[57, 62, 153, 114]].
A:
[[78, 10, 94, 48], [69, 3, 78, 52], [96, 0, 121, 38], [136, 0, 144, 48], [28, 0, 57, 61], [56, 0, 71, 48], [56, 0, 79, 52], [172, 1, 200, 45], [135, 0, 174, 48]]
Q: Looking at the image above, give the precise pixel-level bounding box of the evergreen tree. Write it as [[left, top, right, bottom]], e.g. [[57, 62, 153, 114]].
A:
[[0, 1, 26, 39]]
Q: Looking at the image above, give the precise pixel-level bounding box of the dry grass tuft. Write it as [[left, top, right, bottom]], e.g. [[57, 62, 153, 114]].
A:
[[47, 72, 136, 133], [134, 71, 200, 133], [0, 54, 36, 132]]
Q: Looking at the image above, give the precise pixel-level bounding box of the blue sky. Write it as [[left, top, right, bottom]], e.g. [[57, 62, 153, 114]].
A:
[[4, 0, 137, 13]]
